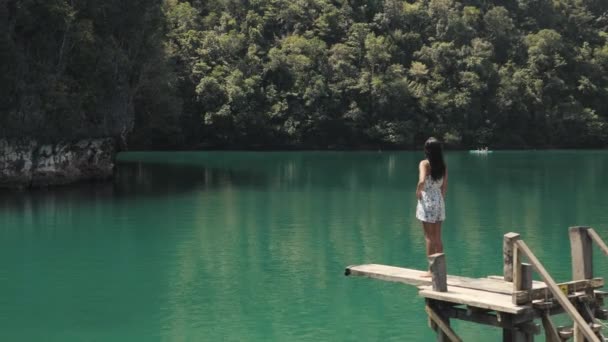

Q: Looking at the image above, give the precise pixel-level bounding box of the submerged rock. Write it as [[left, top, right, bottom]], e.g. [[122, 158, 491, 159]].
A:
[[0, 138, 115, 188]]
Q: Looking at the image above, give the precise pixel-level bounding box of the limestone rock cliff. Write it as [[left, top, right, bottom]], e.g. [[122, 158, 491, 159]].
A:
[[0, 138, 115, 188]]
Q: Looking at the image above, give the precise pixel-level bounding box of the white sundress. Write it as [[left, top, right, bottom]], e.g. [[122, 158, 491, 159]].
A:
[[416, 175, 445, 223]]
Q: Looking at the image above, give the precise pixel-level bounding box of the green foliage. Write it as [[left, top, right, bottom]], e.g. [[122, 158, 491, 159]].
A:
[[5, 0, 608, 149], [2, 0, 178, 148], [161, 0, 608, 148]]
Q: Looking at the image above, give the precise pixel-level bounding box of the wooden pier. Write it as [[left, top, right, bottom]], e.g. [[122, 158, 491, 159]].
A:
[[345, 227, 608, 341]]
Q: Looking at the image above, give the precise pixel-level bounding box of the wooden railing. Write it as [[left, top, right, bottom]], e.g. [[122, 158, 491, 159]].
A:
[[503, 227, 608, 342]]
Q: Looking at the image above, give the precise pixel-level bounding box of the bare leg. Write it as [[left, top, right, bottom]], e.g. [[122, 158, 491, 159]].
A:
[[434, 221, 444, 254], [421, 221, 434, 277], [422, 221, 434, 257]]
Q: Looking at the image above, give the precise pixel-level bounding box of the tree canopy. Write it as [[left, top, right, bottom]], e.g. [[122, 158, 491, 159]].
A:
[[3, 0, 608, 149]]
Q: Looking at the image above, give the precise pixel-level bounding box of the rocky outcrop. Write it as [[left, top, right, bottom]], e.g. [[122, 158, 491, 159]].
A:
[[0, 138, 116, 188]]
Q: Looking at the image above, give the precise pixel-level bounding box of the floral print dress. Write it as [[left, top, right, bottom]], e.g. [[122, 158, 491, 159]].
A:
[[416, 175, 445, 223]]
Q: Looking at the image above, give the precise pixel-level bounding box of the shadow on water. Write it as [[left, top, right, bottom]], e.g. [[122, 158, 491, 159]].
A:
[[0, 162, 265, 213], [0, 151, 420, 215]]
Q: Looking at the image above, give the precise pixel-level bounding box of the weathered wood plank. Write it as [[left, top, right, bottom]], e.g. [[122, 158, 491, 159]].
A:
[[345, 264, 546, 294], [430, 253, 448, 292], [504, 233, 521, 282], [426, 305, 463, 342], [515, 240, 600, 342], [418, 285, 530, 314], [345, 264, 431, 286], [587, 228, 608, 256]]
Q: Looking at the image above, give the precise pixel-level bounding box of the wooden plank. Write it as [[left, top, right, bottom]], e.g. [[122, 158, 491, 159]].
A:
[[515, 240, 600, 342], [430, 253, 448, 292], [426, 305, 463, 342], [489, 275, 547, 288], [504, 233, 521, 282], [587, 228, 608, 256], [419, 285, 530, 314], [570, 226, 593, 280], [346, 264, 545, 294], [347, 264, 604, 303], [345, 264, 431, 286]]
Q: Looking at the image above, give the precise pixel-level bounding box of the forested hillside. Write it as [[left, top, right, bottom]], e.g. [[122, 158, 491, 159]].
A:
[[1, 0, 173, 145], [3, 0, 608, 149]]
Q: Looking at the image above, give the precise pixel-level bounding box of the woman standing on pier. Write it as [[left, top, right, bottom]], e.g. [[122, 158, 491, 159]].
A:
[[416, 137, 447, 273]]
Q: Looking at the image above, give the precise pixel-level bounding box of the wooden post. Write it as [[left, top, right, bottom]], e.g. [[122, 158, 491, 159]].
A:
[[504, 233, 521, 282], [570, 226, 594, 342], [512, 263, 532, 304], [429, 253, 447, 292], [428, 254, 449, 341], [503, 327, 534, 342], [505, 263, 535, 341], [520, 263, 532, 292], [569, 226, 593, 280]]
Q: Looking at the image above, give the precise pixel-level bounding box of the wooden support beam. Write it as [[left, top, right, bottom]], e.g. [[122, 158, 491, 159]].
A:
[[515, 240, 600, 342], [448, 307, 504, 328], [569, 226, 593, 280], [541, 311, 561, 342], [425, 305, 463, 342], [429, 253, 447, 292], [504, 233, 521, 282], [587, 228, 608, 256]]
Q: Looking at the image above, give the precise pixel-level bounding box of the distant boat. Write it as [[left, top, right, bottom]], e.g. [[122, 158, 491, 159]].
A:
[[469, 150, 493, 154]]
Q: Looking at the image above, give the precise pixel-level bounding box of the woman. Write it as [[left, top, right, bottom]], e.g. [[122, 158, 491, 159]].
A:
[[415, 137, 447, 275]]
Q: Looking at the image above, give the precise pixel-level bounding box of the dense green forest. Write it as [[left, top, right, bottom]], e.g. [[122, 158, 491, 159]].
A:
[[3, 0, 608, 149]]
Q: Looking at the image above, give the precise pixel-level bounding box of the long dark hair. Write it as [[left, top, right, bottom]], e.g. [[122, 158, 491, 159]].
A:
[[424, 137, 446, 181]]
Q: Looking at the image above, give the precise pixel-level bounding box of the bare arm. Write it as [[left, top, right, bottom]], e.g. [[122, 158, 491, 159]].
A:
[[416, 161, 428, 199], [441, 168, 448, 198]]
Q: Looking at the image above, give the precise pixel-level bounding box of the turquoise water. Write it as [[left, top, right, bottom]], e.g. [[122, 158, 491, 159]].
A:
[[1, 151, 607, 341]]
